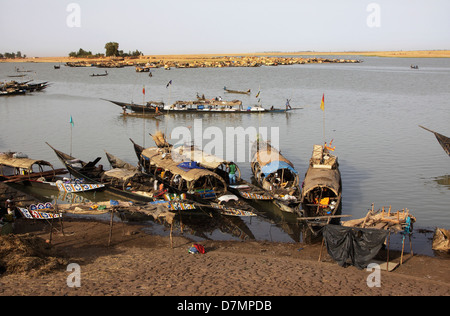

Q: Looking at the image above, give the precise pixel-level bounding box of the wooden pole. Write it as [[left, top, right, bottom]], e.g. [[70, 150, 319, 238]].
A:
[[49, 210, 54, 244], [318, 237, 325, 262], [108, 208, 114, 247], [143, 85, 145, 147], [171, 223, 174, 248], [386, 230, 391, 272]]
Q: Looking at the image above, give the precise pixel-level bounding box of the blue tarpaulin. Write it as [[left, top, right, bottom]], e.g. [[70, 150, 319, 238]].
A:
[[177, 161, 204, 171], [260, 161, 298, 178]]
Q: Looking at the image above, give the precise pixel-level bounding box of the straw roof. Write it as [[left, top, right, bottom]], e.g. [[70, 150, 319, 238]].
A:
[[251, 141, 294, 168], [301, 167, 341, 196], [141, 147, 226, 184], [172, 145, 227, 170], [0, 154, 54, 171], [102, 168, 140, 181]]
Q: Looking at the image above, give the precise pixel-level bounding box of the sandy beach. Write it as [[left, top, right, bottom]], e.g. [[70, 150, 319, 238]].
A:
[[1, 217, 449, 297]]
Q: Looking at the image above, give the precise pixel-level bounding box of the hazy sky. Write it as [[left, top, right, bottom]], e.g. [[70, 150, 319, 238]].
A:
[[1, 0, 449, 56]]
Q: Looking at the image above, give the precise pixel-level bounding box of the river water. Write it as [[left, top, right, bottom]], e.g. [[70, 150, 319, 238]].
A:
[[1, 56, 449, 255]]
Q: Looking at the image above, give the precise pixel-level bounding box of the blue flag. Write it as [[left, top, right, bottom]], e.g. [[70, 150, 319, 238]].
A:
[[69, 116, 74, 127]]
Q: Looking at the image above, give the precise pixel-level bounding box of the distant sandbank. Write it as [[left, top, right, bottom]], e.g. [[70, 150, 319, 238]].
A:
[[1, 50, 449, 64]]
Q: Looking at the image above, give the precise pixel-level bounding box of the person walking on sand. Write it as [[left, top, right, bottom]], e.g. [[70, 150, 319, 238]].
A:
[[228, 162, 237, 185]]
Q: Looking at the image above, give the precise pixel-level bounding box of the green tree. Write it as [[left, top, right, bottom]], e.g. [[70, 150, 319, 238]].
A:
[[105, 42, 119, 57]]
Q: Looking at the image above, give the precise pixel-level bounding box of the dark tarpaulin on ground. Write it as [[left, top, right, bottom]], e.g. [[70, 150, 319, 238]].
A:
[[323, 224, 389, 269]]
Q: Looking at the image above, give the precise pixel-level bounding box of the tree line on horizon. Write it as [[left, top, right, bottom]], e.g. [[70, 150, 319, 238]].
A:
[[0, 51, 26, 59], [69, 42, 143, 58]]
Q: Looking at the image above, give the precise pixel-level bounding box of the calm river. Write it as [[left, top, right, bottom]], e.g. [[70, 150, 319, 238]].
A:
[[1, 56, 449, 255]]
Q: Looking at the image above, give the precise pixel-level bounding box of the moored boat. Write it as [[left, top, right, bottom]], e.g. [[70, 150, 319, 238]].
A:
[[46, 143, 160, 203], [135, 140, 257, 216], [0, 151, 67, 184], [250, 139, 301, 213], [300, 143, 342, 223], [172, 144, 273, 202]]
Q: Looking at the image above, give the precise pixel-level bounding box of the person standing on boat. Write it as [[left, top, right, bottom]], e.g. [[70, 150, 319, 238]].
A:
[[286, 99, 292, 110], [228, 162, 237, 184]]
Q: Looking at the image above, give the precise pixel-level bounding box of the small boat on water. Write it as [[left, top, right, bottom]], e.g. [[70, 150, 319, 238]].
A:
[[136, 66, 151, 72], [0, 80, 50, 96], [300, 143, 342, 224], [90, 71, 108, 77], [250, 139, 301, 213], [223, 87, 251, 95], [419, 125, 450, 157]]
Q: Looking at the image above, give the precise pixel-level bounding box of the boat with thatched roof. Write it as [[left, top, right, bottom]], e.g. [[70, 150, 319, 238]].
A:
[[300, 143, 342, 223], [134, 133, 257, 216], [0, 152, 67, 185], [250, 139, 301, 213]]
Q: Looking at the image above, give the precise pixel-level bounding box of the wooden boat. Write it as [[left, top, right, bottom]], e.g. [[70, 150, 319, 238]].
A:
[[136, 66, 151, 72], [0, 152, 67, 184], [46, 143, 160, 203], [0, 80, 49, 95], [300, 143, 342, 223], [166, 96, 301, 113], [172, 144, 273, 202], [250, 139, 301, 213], [223, 87, 251, 95], [90, 71, 108, 77], [103, 99, 164, 113], [135, 143, 257, 216], [419, 125, 450, 157]]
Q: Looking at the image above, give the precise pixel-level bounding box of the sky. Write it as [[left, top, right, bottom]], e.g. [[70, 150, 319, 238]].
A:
[[1, 0, 449, 57]]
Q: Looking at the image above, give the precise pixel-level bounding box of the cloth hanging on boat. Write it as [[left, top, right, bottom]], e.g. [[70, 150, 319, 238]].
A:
[[323, 225, 388, 269], [260, 161, 298, 178]]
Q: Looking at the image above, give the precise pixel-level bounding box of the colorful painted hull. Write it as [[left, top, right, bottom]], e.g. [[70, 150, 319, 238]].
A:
[[18, 203, 62, 219], [55, 181, 105, 193]]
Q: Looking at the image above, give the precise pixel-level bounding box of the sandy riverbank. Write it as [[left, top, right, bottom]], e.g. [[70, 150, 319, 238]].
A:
[[1, 50, 449, 65], [0, 217, 449, 297]]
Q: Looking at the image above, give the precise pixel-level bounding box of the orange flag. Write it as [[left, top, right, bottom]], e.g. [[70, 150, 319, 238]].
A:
[[320, 93, 325, 111], [142, 86, 145, 95]]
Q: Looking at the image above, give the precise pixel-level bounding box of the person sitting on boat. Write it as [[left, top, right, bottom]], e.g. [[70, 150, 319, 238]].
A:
[[228, 162, 237, 184]]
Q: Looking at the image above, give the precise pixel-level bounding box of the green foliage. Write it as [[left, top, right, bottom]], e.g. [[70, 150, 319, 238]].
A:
[[105, 42, 119, 57]]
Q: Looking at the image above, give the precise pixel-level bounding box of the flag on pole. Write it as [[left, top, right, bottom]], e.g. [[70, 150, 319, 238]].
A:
[[320, 93, 325, 111], [69, 115, 74, 127], [142, 86, 145, 95], [255, 91, 260, 98], [166, 80, 172, 88]]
